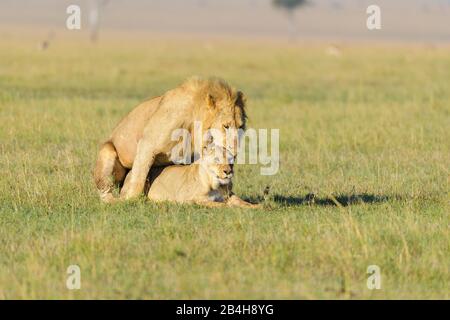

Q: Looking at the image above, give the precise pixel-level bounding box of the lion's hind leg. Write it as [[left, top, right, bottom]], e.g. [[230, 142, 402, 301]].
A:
[[94, 141, 127, 203]]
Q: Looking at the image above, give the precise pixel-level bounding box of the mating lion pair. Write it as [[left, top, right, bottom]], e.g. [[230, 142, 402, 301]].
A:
[[94, 77, 258, 208]]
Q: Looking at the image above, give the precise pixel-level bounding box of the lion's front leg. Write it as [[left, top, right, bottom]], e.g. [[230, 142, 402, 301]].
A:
[[120, 112, 184, 200], [194, 200, 227, 208], [226, 194, 260, 209], [120, 143, 157, 200]]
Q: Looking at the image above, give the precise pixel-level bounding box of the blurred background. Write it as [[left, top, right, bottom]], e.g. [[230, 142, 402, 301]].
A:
[[0, 0, 449, 44]]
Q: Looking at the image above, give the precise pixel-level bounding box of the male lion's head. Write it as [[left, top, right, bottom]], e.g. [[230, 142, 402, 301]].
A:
[[187, 77, 247, 157]]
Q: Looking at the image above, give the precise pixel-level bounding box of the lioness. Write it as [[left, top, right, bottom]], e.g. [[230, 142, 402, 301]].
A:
[[145, 145, 258, 208], [94, 77, 246, 203]]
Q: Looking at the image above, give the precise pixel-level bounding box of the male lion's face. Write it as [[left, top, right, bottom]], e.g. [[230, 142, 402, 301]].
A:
[[206, 92, 246, 158]]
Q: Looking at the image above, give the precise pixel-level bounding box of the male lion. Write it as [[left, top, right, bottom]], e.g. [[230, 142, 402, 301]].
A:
[[145, 144, 258, 208], [94, 77, 247, 203]]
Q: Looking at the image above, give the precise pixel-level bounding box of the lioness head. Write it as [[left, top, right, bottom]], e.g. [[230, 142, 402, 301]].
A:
[[187, 77, 247, 157], [201, 144, 235, 186]]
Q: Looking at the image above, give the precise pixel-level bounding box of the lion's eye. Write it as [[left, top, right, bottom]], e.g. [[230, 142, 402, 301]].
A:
[[224, 125, 229, 129]]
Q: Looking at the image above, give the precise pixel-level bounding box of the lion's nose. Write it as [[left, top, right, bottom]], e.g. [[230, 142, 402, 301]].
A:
[[223, 167, 233, 176]]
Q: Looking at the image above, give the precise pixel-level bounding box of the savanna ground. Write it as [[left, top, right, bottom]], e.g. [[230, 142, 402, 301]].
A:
[[0, 34, 449, 299]]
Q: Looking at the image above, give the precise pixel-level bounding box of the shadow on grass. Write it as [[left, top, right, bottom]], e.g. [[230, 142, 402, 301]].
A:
[[272, 193, 393, 207]]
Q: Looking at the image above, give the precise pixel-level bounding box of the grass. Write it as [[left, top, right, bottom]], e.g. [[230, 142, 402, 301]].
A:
[[0, 35, 449, 299]]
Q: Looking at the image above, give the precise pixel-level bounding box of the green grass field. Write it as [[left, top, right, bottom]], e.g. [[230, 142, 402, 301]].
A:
[[0, 36, 449, 299]]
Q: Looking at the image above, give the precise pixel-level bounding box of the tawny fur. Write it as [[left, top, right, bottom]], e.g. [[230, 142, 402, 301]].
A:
[[145, 146, 258, 208], [94, 77, 247, 202]]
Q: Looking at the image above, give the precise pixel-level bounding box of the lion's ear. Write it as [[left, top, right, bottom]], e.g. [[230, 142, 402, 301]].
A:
[[206, 94, 216, 109], [235, 91, 246, 108]]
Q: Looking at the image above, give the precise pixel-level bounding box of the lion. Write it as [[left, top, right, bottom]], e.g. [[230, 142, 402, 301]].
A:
[[94, 77, 247, 203], [144, 144, 258, 208]]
